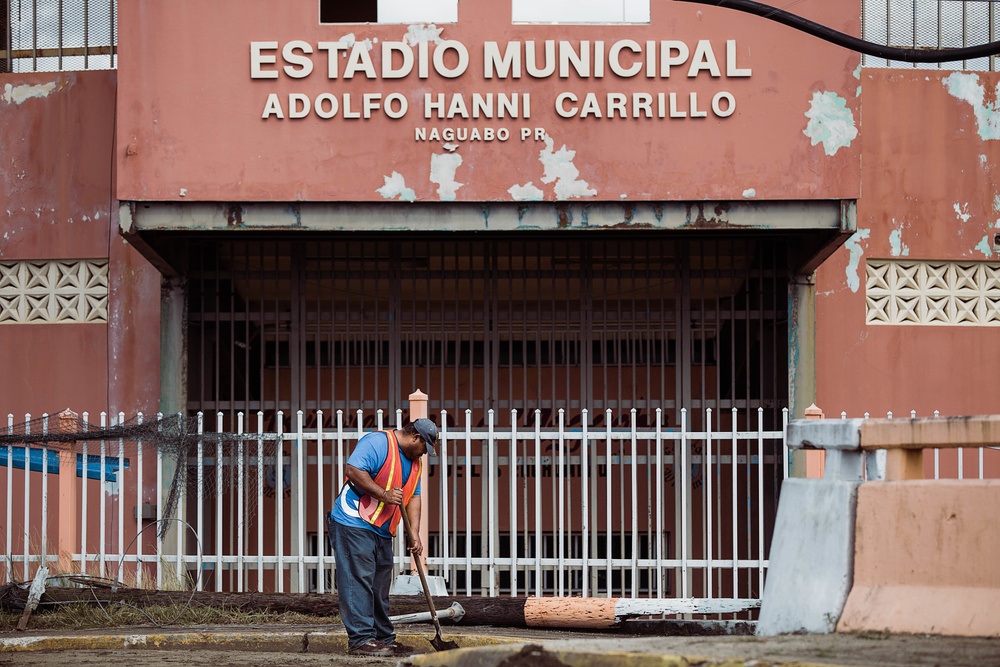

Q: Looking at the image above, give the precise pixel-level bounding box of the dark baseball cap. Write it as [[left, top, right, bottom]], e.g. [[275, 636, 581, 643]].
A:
[[412, 418, 438, 455]]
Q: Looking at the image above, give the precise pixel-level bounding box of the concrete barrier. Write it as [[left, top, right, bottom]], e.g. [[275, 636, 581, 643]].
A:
[[760, 414, 1000, 638], [757, 418, 864, 636], [837, 480, 1000, 637]]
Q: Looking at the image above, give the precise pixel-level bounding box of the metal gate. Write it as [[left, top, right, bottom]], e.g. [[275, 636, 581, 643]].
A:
[[186, 234, 788, 432]]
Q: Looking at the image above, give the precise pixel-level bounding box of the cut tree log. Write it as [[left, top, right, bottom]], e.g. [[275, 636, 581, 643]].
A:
[[0, 584, 530, 627]]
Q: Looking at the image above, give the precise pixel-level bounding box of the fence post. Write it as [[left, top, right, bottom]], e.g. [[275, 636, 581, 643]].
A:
[[409, 389, 430, 573], [57, 409, 79, 576], [804, 404, 825, 479]]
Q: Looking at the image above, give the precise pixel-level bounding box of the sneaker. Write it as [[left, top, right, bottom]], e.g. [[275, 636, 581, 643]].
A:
[[380, 640, 414, 656], [347, 639, 393, 657]]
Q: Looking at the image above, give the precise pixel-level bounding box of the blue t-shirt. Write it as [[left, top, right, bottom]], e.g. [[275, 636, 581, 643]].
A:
[[331, 430, 421, 538]]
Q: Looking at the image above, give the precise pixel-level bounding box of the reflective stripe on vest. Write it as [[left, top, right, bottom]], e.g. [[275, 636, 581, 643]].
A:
[[355, 430, 421, 536]]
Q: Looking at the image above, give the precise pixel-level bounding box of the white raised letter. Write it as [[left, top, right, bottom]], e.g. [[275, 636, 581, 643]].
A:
[[609, 40, 642, 78], [555, 92, 578, 118], [688, 40, 721, 78], [282, 41, 314, 79], [289, 93, 311, 118], [726, 40, 752, 77], [382, 42, 414, 79], [713, 91, 736, 117], [344, 42, 377, 79], [434, 41, 470, 78], [262, 93, 284, 119], [250, 42, 279, 79], [661, 40, 689, 78], [484, 41, 521, 79]]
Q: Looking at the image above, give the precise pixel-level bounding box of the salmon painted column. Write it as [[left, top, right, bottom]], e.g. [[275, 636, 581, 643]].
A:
[[803, 403, 826, 478], [409, 389, 429, 574], [57, 409, 79, 575]]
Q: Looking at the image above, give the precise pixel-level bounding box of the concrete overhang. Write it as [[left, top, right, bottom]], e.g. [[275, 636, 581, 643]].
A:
[[120, 200, 856, 234]]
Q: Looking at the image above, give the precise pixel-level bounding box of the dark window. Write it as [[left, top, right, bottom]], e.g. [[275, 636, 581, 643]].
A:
[[320, 0, 377, 24]]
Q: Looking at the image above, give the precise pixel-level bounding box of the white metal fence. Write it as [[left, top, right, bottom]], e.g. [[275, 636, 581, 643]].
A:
[[2, 406, 790, 614], [7, 407, 994, 610]]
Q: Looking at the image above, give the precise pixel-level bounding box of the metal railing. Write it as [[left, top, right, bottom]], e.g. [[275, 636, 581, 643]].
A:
[[1, 406, 787, 616], [862, 0, 1000, 71], [1, 0, 117, 72]]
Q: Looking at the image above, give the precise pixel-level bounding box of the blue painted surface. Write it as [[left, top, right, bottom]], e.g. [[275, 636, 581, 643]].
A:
[[0, 446, 129, 482]]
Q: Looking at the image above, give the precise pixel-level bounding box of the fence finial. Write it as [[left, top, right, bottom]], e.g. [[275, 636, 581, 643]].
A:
[[804, 404, 825, 420]]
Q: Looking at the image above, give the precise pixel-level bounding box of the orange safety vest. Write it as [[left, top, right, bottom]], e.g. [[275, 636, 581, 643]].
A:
[[354, 430, 421, 536]]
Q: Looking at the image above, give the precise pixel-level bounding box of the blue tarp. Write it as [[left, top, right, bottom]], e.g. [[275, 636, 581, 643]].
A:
[[0, 446, 130, 482]]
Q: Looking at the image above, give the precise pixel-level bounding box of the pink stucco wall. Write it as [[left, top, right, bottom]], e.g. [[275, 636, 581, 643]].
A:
[[815, 69, 1000, 422], [115, 0, 861, 203], [0, 71, 160, 418]]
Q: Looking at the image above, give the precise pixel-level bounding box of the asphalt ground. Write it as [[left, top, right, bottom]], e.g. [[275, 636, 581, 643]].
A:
[[2, 622, 999, 667]]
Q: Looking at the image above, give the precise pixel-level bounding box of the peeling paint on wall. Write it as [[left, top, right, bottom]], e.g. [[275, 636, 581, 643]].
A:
[[844, 228, 870, 293], [742, 188, 757, 198], [2, 82, 58, 105], [853, 64, 862, 97], [954, 202, 971, 223], [405, 24, 444, 45], [430, 153, 463, 201], [336, 33, 375, 52], [539, 135, 597, 200], [803, 91, 858, 156], [974, 236, 994, 257], [509, 182, 545, 201], [943, 72, 1000, 141], [377, 171, 416, 202], [889, 228, 910, 257]]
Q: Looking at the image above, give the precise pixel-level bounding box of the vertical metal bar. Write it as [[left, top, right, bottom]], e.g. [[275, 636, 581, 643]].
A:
[[276, 410, 285, 592], [731, 407, 738, 597], [6, 414, 13, 582], [332, 410, 342, 590], [464, 408, 472, 597], [57, 0, 62, 79], [196, 412, 204, 591], [237, 412, 245, 593], [216, 412, 224, 592], [706, 407, 713, 599], [581, 408, 589, 598], [604, 409, 612, 598], [82, 413, 91, 577], [757, 407, 765, 596], [99, 412, 106, 580], [534, 409, 542, 597], [136, 413, 144, 587], [557, 408, 565, 597], [679, 408, 688, 598], [487, 409, 496, 597], [155, 413, 163, 589], [316, 409, 325, 594], [655, 407, 663, 598], [509, 409, 518, 597], [441, 413, 451, 589], [41, 415, 48, 570], [31, 0, 36, 70], [629, 408, 638, 598], [296, 410, 305, 593], [83, 0, 89, 69], [257, 411, 264, 592]]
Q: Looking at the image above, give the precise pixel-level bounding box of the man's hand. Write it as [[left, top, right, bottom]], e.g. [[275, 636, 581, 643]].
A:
[[408, 534, 423, 557], [382, 487, 403, 506]]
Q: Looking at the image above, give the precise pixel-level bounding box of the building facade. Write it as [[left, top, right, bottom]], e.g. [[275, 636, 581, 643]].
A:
[[2, 1, 999, 595]]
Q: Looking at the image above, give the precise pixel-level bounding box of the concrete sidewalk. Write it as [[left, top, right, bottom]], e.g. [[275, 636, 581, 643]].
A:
[[2, 623, 998, 667]]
